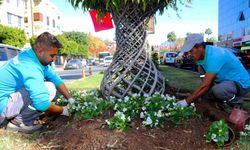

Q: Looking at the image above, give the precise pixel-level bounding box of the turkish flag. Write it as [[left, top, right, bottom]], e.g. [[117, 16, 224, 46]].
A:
[[89, 10, 114, 32]]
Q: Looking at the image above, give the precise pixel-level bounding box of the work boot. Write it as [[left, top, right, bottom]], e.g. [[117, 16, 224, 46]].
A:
[[6, 120, 42, 134]]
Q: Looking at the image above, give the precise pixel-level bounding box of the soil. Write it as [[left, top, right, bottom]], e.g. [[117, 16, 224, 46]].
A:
[[1, 84, 240, 150]]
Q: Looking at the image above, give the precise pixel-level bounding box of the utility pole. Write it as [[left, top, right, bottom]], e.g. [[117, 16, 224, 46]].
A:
[[30, 0, 34, 36]]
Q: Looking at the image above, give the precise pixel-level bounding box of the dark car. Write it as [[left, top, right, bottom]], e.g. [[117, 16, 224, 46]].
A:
[[0, 44, 21, 68], [174, 52, 198, 71], [64, 59, 82, 70]]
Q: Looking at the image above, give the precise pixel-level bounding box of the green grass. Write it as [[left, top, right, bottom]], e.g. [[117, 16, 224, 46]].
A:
[[66, 73, 104, 90], [0, 130, 38, 149], [159, 65, 201, 92]]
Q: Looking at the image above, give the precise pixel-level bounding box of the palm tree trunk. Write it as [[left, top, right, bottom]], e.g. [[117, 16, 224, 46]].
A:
[[100, 3, 165, 99]]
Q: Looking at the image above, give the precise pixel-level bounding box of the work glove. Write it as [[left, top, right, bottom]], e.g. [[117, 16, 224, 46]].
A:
[[68, 97, 75, 105], [61, 106, 70, 116], [176, 99, 189, 107], [176, 99, 196, 110]]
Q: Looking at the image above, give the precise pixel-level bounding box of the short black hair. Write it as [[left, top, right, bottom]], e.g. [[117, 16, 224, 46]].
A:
[[33, 32, 63, 51]]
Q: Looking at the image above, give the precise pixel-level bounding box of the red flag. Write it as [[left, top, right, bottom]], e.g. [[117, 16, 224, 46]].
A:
[[89, 10, 113, 32]]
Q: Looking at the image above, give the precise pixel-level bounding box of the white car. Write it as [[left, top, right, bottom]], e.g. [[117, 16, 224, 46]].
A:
[[162, 52, 178, 65], [103, 56, 113, 67]]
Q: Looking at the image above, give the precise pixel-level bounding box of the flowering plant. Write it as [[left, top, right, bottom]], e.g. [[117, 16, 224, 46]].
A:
[[238, 123, 250, 147], [206, 119, 229, 147]]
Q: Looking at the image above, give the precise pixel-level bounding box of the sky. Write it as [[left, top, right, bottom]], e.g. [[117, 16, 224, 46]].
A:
[[51, 0, 218, 45]]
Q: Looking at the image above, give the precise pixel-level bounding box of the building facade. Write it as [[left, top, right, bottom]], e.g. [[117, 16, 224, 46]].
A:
[[218, 0, 250, 50], [0, 0, 62, 38], [0, 0, 26, 29]]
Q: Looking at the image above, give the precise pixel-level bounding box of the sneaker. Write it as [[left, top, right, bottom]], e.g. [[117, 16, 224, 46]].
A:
[[6, 121, 42, 134]]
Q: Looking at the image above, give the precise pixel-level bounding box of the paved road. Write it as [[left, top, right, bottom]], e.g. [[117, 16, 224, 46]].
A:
[[56, 65, 108, 82]]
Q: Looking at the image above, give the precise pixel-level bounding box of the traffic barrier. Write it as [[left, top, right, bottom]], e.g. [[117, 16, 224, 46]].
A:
[[82, 66, 85, 79]]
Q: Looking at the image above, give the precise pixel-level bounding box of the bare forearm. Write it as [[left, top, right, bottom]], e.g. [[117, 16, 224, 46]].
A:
[[186, 85, 210, 104], [57, 83, 71, 99], [45, 103, 63, 115]]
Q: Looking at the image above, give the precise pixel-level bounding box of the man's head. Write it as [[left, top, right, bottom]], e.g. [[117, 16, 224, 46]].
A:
[[33, 32, 63, 66], [179, 34, 205, 61]]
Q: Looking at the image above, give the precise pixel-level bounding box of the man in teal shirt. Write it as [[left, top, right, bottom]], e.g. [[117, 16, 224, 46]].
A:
[[177, 34, 250, 108], [0, 32, 75, 133]]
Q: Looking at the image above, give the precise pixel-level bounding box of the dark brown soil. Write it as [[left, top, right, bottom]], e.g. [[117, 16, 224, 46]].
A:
[[34, 87, 239, 150]]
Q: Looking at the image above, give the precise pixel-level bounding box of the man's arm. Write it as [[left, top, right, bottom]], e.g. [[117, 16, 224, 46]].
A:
[[186, 73, 216, 104], [45, 102, 63, 114], [57, 83, 72, 100]]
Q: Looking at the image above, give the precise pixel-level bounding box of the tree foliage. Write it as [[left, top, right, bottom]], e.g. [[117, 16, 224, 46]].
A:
[[67, 0, 192, 17], [167, 31, 177, 42], [88, 34, 107, 57], [0, 25, 26, 48]]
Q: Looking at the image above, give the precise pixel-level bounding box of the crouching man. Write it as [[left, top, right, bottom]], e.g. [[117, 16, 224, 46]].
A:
[[0, 32, 75, 133], [177, 34, 250, 109]]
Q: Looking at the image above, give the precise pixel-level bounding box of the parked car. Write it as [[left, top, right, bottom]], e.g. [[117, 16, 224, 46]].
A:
[[161, 52, 178, 65], [0, 43, 21, 68], [87, 58, 96, 66], [64, 59, 82, 70], [103, 56, 113, 67], [174, 52, 198, 71]]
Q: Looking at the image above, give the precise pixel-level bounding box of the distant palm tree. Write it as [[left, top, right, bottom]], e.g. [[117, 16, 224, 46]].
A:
[[205, 28, 212, 41]]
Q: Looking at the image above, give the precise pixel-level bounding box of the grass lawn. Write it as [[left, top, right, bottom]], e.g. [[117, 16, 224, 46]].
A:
[[159, 65, 202, 92], [66, 73, 104, 90]]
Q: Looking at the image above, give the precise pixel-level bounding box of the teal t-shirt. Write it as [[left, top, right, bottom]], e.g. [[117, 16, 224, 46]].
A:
[[198, 45, 250, 89], [0, 48, 63, 113]]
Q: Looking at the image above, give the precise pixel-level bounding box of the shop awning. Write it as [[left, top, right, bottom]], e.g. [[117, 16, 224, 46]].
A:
[[241, 46, 250, 51]]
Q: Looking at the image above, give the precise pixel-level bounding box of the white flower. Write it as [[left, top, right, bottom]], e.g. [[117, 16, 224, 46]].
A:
[[118, 99, 122, 102], [143, 93, 149, 97], [157, 110, 163, 117], [211, 133, 217, 140], [140, 112, 144, 118], [132, 93, 138, 97], [127, 116, 131, 121], [84, 102, 88, 106], [142, 106, 146, 111], [145, 116, 153, 125], [114, 104, 118, 110], [120, 114, 126, 121], [124, 96, 129, 102], [122, 108, 127, 112], [105, 119, 110, 125]]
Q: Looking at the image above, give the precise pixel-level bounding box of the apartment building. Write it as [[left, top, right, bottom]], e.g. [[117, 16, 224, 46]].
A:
[[24, 0, 62, 37], [218, 0, 250, 50], [0, 0, 62, 37], [0, 0, 25, 29]]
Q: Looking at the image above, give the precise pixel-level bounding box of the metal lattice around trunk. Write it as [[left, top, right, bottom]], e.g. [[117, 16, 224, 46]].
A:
[[100, 3, 165, 99]]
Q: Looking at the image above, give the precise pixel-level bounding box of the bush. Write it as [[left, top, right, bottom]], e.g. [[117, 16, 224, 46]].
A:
[[0, 25, 26, 48]]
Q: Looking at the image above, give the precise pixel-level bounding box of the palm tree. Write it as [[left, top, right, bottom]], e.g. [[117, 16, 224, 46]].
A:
[[205, 28, 212, 41], [67, 0, 192, 99], [0, 0, 2, 5]]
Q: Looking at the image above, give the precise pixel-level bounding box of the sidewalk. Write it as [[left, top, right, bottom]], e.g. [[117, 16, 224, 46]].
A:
[[54, 65, 64, 72]]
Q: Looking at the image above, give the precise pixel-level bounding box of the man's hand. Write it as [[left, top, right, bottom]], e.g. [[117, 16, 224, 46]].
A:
[[176, 99, 189, 107], [176, 99, 196, 110], [68, 98, 75, 105], [61, 106, 70, 116]]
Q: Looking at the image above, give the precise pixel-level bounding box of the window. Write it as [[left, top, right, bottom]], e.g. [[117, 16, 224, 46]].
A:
[[52, 19, 55, 28], [24, 17, 28, 23], [18, 16, 22, 27], [238, 11, 245, 21], [46, 16, 49, 26], [7, 13, 11, 24], [34, 13, 43, 21]]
